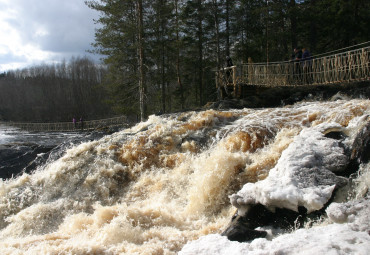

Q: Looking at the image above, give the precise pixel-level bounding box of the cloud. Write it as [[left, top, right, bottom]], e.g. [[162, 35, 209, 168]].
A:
[[0, 0, 100, 72]]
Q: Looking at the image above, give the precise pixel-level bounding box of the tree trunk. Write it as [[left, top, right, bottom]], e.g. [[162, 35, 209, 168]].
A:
[[175, 0, 184, 110], [161, 39, 166, 113], [309, 0, 317, 52], [289, 0, 297, 49], [266, 0, 269, 64], [137, 0, 146, 121], [161, 0, 166, 113], [226, 0, 230, 57], [213, 0, 221, 71], [197, 0, 203, 106]]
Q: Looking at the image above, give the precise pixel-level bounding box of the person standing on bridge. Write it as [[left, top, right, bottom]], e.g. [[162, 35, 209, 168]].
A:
[[226, 56, 234, 81], [220, 56, 234, 99], [292, 47, 303, 84], [73, 117, 76, 129], [80, 117, 84, 131], [293, 47, 302, 60], [302, 48, 312, 84], [226, 56, 233, 68], [226, 56, 234, 86], [302, 48, 311, 60]]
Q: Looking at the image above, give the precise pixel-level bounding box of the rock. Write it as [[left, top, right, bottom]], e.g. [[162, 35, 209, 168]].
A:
[[335, 118, 370, 178], [221, 222, 267, 242], [221, 204, 270, 242], [350, 119, 370, 164], [221, 204, 310, 242]]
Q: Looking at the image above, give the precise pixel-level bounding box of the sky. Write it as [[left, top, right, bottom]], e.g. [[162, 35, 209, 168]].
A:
[[0, 0, 101, 72]]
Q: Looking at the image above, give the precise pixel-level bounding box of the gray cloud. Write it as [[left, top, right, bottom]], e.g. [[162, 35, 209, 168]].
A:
[[0, 0, 100, 71], [0, 52, 25, 65]]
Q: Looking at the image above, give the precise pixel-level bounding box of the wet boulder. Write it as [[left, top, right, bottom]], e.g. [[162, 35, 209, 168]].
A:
[[350, 119, 370, 164], [221, 204, 311, 242]]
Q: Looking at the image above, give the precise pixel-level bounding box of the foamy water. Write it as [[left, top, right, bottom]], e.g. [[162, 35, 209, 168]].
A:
[[0, 99, 369, 254], [0, 125, 17, 145], [0, 124, 83, 146]]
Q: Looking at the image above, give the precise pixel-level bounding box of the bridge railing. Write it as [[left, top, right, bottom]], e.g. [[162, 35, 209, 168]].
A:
[[7, 115, 128, 132], [216, 45, 370, 93]]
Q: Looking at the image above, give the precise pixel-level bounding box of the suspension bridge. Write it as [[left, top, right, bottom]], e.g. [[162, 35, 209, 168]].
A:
[[216, 43, 370, 99], [4, 115, 128, 132]]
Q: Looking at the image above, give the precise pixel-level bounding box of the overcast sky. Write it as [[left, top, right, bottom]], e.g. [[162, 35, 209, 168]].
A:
[[0, 0, 101, 72]]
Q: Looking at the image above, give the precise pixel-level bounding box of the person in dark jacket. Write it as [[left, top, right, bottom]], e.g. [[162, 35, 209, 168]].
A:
[[226, 56, 233, 67], [302, 48, 312, 84], [292, 48, 303, 83], [225, 56, 234, 86], [221, 56, 234, 99], [302, 48, 311, 60]]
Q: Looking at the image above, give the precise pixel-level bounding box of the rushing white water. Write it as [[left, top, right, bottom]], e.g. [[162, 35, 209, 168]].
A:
[[0, 125, 17, 145], [0, 99, 369, 254], [0, 124, 83, 146]]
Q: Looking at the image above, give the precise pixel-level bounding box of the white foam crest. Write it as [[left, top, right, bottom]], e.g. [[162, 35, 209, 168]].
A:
[[351, 162, 370, 200], [186, 146, 249, 214], [0, 133, 13, 144]]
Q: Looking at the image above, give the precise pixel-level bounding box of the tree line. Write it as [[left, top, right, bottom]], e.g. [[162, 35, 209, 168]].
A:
[[1, 0, 369, 122], [86, 0, 369, 120], [0, 56, 110, 122]]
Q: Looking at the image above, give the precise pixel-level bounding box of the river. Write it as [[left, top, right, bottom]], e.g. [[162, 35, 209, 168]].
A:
[[0, 99, 369, 254]]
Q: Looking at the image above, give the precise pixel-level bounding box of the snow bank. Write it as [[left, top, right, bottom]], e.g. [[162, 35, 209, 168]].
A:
[[179, 219, 370, 255], [180, 194, 370, 255], [230, 123, 348, 213]]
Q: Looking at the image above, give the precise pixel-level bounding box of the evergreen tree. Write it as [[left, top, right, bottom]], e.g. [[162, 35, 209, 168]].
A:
[[85, 0, 142, 117]]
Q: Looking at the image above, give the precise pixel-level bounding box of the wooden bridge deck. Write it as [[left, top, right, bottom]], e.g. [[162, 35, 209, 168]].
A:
[[3, 116, 128, 132], [216, 45, 370, 99]]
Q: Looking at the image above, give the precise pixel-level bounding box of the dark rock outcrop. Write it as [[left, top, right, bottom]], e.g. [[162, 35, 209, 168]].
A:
[[350, 119, 370, 164], [222, 204, 310, 242]]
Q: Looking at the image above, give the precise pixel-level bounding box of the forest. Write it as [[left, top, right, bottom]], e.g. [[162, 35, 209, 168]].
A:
[[1, 0, 369, 122], [0, 57, 110, 122]]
